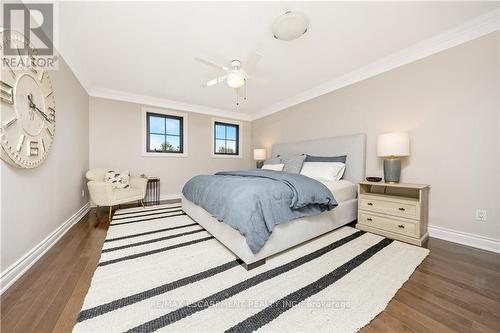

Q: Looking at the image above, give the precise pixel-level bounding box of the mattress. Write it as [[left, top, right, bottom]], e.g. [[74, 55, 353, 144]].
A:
[[182, 195, 358, 264], [319, 179, 357, 202]]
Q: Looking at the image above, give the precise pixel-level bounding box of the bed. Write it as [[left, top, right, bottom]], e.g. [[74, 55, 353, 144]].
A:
[[182, 133, 366, 269]]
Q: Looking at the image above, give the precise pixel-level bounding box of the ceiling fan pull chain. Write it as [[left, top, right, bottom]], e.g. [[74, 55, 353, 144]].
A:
[[244, 79, 247, 101]]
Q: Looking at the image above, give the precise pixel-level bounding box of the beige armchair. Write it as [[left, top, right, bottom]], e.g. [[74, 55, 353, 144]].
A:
[[86, 168, 148, 221]]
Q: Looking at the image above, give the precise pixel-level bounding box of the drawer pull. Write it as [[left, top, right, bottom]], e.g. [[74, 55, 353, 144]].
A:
[[398, 207, 406, 211], [367, 202, 373, 206], [398, 224, 405, 229], [367, 218, 373, 221]]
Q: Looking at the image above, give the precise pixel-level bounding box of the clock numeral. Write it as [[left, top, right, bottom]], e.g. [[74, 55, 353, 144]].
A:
[[41, 138, 46, 152], [30, 56, 45, 81], [0, 81, 14, 104], [6, 63, 16, 80], [46, 126, 54, 137], [3, 117, 17, 128], [48, 107, 56, 121], [16, 134, 25, 152], [30, 58, 38, 75], [27, 140, 39, 156]]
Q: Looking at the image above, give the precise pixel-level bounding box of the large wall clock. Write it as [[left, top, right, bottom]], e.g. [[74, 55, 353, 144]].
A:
[[0, 30, 56, 168]]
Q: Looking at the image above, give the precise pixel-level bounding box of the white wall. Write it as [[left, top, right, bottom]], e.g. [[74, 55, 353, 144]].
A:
[[89, 97, 253, 198], [252, 32, 500, 242], [1, 56, 90, 278]]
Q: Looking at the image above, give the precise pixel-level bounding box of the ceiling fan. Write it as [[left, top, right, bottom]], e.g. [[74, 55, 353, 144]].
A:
[[195, 52, 264, 105]]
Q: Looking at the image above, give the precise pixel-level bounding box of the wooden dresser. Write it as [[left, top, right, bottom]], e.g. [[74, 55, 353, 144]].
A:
[[356, 181, 430, 246]]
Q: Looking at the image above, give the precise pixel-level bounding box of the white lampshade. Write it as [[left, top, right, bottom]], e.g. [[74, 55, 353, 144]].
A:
[[226, 73, 245, 88], [377, 132, 410, 157], [253, 148, 266, 161]]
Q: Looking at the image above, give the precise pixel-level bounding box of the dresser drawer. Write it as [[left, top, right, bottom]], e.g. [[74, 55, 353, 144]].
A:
[[358, 212, 418, 237], [359, 196, 419, 219]]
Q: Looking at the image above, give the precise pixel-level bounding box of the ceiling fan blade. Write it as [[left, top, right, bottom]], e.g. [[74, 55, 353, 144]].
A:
[[195, 58, 228, 71], [244, 52, 262, 73], [202, 75, 227, 87], [247, 76, 268, 85]]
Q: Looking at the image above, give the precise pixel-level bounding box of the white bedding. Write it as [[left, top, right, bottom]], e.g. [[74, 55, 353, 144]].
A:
[[318, 179, 357, 202]]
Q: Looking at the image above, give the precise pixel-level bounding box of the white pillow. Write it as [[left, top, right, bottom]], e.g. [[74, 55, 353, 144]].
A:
[[300, 162, 345, 181], [262, 163, 285, 171], [105, 170, 130, 188]]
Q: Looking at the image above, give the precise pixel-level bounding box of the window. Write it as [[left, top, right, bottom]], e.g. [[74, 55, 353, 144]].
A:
[[214, 121, 239, 155], [146, 112, 183, 153]]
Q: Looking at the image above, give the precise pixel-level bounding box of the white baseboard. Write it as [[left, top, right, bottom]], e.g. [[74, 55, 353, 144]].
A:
[[0, 202, 91, 294], [159, 193, 182, 201], [428, 224, 500, 253]]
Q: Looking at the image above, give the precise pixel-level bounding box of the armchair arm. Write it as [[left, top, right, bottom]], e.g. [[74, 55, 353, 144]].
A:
[[130, 177, 148, 198], [87, 180, 114, 206]]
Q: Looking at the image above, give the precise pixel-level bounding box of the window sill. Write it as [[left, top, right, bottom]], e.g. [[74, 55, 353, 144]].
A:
[[211, 154, 242, 159], [142, 152, 188, 158]]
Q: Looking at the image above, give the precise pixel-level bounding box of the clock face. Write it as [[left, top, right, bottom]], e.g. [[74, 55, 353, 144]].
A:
[[0, 30, 55, 168]]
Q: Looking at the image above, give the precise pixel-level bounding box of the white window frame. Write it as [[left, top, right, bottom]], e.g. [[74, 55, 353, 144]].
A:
[[142, 107, 188, 157], [211, 118, 242, 159]]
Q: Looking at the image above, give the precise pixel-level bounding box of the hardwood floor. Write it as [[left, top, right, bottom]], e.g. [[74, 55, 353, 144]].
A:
[[1, 204, 499, 333]]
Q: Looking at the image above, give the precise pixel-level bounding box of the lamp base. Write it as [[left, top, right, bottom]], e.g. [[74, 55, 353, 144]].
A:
[[383, 158, 401, 183], [256, 161, 264, 169]]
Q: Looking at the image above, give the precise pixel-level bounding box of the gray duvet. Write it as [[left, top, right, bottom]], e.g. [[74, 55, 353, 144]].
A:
[[182, 170, 337, 253]]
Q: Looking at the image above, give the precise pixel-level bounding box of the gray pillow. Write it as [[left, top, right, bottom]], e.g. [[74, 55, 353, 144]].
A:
[[305, 154, 347, 163], [264, 156, 281, 165], [279, 154, 306, 174]]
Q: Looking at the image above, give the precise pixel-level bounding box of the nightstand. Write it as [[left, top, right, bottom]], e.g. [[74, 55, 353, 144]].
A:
[[356, 181, 430, 246]]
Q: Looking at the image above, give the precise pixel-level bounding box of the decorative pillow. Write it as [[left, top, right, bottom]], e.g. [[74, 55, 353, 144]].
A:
[[261, 163, 285, 171], [264, 156, 281, 165], [305, 154, 347, 164], [279, 154, 306, 174], [105, 170, 130, 189], [300, 162, 346, 181]]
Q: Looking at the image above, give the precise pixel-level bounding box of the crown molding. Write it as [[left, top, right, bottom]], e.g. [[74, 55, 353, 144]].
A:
[[88, 88, 252, 121], [249, 8, 500, 121]]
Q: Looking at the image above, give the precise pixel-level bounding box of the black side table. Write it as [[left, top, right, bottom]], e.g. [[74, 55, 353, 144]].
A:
[[146, 177, 160, 205]]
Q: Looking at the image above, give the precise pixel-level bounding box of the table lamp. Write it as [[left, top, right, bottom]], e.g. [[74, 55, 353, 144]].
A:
[[253, 148, 266, 168], [377, 132, 410, 183]]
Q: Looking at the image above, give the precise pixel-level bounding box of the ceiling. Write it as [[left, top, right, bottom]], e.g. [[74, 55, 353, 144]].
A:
[[58, 2, 499, 120]]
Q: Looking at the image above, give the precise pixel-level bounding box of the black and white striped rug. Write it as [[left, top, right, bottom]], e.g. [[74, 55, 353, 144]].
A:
[[74, 204, 429, 333]]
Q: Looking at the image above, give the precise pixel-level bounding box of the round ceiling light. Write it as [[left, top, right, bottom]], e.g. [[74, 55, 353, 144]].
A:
[[272, 10, 309, 41], [226, 72, 245, 89]]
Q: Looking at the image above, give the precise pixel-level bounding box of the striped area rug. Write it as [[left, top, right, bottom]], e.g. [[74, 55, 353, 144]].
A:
[[74, 203, 429, 333]]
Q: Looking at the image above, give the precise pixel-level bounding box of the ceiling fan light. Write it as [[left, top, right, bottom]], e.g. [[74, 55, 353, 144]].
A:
[[226, 73, 245, 88], [272, 10, 309, 41]]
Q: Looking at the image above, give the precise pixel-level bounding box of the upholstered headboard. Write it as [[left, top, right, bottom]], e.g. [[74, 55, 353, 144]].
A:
[[271, 133, 366, 183]]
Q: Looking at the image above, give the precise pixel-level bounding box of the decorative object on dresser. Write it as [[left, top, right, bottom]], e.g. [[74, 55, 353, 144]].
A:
[[366, 176, 382, 182], [356, 181, 430, 246], [377, 132, 410, 183], [146, 177, 160, 205], [253, 148, 266, 168]]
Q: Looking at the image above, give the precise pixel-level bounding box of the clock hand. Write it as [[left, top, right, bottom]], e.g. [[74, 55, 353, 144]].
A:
[[27, 94, 53, 123], [33, 105, 53, 123]]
